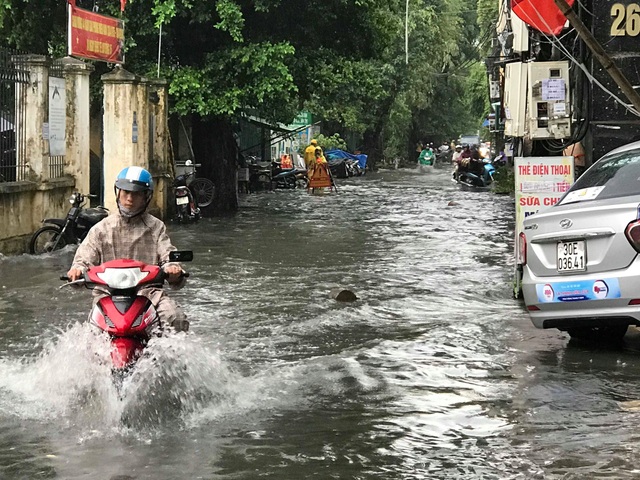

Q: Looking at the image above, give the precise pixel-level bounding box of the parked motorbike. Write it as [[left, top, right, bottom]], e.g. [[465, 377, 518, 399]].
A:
[[247, 157, 273, 192], [328, 158, 362, 179], [60, 251, 193, 386], [173, 173, 200, 222], [29, 192, 108, 254], [271, 161, 308, 189]]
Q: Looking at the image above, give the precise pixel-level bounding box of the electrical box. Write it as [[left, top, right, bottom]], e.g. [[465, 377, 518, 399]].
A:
[[527, 61, 571, 139], [503, 62, 527, 137], [511, 11, 529, 53]]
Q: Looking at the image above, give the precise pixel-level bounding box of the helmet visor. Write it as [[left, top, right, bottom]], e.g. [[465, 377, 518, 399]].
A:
[[115, 178, 150, 192]]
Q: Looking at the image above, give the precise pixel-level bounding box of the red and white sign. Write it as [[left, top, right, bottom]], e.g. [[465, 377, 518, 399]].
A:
[[68, 2, 125, 64], [515, 156, 574, 234]]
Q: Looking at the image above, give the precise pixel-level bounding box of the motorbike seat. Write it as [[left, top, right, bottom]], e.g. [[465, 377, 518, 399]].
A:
[[172, 174, 189, 187], [80, 208, 109, 223]]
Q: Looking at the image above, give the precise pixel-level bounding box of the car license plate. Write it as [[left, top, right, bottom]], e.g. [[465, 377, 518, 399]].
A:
[[557, 240, 586, 272], [176, 196, 189, 205]]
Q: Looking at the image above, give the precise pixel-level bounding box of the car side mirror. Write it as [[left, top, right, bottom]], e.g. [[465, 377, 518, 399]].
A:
[[169, 250, 193, 262]]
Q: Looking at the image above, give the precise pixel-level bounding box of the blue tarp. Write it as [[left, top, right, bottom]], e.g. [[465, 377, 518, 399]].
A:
[[325, 149, 368, 170]]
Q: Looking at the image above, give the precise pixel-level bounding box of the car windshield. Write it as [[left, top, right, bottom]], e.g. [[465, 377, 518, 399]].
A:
[[562, 148, 640, 203]]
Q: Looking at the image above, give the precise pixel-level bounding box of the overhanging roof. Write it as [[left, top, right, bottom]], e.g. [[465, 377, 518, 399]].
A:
[[241, 115, 303, 133]]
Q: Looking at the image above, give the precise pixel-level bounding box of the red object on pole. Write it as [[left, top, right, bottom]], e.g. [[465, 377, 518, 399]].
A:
[[512, 0, 575, 35], [68, 0, 76, 6], [121, 0, 126, 12]]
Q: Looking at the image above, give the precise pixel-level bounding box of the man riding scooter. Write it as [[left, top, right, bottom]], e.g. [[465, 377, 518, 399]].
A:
[[66, 166, 189, 332]]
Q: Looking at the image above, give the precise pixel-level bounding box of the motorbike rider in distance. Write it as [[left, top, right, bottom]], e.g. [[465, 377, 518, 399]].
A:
[[66, 166, 189, 332], [454, 144, 474, 180], [452, 145, 463, 165]]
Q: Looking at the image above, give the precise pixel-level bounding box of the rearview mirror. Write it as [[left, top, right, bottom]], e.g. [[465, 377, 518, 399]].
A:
[[169, 250, 193, 262]]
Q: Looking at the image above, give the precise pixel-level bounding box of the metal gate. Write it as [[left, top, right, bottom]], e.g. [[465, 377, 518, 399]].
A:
[[0, 48, 29, 183]]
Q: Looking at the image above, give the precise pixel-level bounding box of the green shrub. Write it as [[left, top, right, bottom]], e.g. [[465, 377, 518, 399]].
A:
[[492, 165, 515, 194], [299, 133, 347, 154]]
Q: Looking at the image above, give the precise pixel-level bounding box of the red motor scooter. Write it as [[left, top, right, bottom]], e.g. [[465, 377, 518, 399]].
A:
[[61, 251, 192, 375]]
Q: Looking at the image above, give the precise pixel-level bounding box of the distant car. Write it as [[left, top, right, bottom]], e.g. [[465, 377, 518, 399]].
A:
[[520, 140, 640, 341], [459, 134, 480, 146]]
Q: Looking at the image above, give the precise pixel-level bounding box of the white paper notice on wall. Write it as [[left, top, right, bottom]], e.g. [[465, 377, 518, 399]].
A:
[[542, 78, 565, 101], [553, 103, 567, 115], [48, 77, 66, 156]]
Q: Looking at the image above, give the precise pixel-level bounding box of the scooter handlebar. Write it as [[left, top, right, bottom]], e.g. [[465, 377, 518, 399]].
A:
[[59, 266, 190, 288]]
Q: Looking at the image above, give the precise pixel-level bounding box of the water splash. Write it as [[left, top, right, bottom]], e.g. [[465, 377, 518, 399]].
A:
[[0, 323, 241, 436]]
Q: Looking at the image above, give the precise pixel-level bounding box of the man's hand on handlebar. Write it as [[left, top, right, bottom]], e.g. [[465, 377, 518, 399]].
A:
[[163, 263, 184, 284], [67, 267, 84, 282]]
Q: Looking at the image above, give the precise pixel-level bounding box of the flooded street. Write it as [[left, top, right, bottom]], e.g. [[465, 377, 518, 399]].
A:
[[3, 167, 640, 479]]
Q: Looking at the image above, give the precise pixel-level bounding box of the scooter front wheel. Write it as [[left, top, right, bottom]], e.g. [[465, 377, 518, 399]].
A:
[[29, 225, 67, 254]]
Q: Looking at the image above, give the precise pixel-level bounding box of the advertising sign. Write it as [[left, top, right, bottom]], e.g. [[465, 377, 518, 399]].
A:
[[68, 4, 124, 63], [48, 77, 66, 156], [513, 156, 574, 297], [535, 278, 621, 303], [515, 156, 574, 230]]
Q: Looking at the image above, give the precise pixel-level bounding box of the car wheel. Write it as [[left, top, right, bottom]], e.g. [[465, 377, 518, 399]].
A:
[[567, 325, 629, 342]]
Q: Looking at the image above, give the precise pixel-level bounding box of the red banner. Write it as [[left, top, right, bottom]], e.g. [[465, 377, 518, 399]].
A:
[[68, 4, 125, 63], [512, 0, 575, 35]]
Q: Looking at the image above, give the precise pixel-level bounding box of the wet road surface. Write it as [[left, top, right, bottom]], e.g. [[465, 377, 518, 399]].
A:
[[2, 167, 640, 479]]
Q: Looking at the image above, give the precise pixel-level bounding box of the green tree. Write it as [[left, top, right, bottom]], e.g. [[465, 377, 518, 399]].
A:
[[0, 0, 492, 208]]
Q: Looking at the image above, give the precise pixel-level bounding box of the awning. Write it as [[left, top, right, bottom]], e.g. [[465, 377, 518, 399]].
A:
[[512, 0, 574, 35], [241, 115, 300, 134]]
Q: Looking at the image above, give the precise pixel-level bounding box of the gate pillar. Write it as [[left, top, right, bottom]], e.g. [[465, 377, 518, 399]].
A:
[[62, 56, 93, 196], [13, 55, 48, 181], [101, 66, 150, 213]]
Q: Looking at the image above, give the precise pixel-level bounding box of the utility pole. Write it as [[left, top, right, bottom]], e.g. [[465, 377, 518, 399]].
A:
[[554, 0, 640, 114], [405, 0, 409, 64]]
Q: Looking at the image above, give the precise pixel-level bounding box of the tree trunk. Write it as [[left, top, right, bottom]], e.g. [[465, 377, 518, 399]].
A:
[[192, 116, 239, 214], [361, 67, 406, 170], [362, 130, 382, 170]]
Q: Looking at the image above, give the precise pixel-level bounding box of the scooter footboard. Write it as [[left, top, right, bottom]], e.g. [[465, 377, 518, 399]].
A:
[[111, 337, 144, 369]]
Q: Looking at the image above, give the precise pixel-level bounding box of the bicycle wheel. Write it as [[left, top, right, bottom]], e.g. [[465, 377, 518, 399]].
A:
[[29, 226, 67, 254], [189, 177, 215, 208]]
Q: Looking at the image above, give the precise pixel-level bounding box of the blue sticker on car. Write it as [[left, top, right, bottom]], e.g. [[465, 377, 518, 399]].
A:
[[536, 279, 621, 303]]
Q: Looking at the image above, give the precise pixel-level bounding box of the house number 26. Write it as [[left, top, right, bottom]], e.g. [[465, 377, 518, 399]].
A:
[[611, 3, 640, 36]]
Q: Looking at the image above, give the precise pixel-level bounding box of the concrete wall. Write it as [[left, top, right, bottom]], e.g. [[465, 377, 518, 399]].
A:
[[0, 55, 83, 254], [1, 60, 171, 255], [0, 178, 75, 253]]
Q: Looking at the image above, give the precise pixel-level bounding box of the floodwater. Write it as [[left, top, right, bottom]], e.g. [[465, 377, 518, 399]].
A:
[[2, 168, 640, 479]]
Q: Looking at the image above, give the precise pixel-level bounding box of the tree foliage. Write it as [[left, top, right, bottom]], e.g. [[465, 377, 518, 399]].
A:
[[0, 0, 494, 206]]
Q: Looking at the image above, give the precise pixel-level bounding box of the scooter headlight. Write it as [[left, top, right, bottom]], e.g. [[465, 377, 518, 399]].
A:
[[69, 193, 77, 204], [97, 267, 150, 289]]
